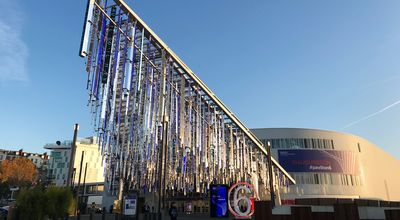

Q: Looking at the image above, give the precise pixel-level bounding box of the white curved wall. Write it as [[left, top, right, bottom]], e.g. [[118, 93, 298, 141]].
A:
[[251, 128, 400, 201]]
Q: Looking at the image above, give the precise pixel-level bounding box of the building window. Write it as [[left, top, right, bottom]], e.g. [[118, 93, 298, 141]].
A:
[[51, 152, 61, 158], [292, 172, 362, 186], [267, 138, 335, 150], [357, 143, 361, 152], [304, 139, 308, 148], [314, 174, 319, 184]]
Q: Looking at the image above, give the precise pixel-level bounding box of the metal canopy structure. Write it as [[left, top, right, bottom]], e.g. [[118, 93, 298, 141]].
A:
[[79, 0, 294, 202]]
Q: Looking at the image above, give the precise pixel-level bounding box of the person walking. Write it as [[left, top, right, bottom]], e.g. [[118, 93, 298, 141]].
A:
[[168, 202, 178, 220]]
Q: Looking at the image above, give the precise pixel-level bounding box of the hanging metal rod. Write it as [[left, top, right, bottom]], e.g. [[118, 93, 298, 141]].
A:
[[91, 0, 295, 184]]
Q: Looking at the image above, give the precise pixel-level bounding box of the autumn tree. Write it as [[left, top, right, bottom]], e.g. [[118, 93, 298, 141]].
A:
[[0, 158, 37, 187]]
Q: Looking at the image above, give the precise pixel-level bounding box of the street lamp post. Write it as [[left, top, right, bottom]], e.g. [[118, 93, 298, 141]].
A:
[[267, 140, 276, 209], [75, 151, 85, 215], [68, 124, 79, 187]]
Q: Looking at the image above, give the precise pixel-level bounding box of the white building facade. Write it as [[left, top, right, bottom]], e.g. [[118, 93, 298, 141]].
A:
[[251, 128, 400, 203], [45, 137, 104, 187], [45, 137, 108, 207], [0, 149, 48, 169]]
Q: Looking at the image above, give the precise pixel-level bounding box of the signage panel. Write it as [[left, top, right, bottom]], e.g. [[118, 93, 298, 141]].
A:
[[210, 184, 229, 218], [123, 195, 137, 216], [278, 149, 360, 175]]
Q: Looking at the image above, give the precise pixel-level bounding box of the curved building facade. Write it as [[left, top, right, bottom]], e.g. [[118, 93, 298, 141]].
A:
[[251, 128, 400, 202]]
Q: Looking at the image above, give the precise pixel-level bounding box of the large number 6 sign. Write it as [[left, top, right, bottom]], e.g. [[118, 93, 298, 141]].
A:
[[228, 182, 258, 219]]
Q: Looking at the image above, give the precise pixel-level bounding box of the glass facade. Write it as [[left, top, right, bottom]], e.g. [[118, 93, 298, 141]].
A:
[[51, 151, 61, 158], [266, 138, 335, 150], [290, 172, 362, 186]]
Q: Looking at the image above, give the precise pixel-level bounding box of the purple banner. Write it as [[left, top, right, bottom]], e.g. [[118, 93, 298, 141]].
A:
[[278, 149, 360, 175]]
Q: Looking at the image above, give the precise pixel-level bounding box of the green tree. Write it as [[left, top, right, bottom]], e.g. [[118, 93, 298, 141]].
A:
[[16, 185, 74, 219], [45, 187, 73, 219], [16, 186, 46, 220], [0, 182, 10, 199]]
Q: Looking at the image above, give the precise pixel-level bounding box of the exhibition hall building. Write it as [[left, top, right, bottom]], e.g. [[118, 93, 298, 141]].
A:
[[251, 128, 400, 204]]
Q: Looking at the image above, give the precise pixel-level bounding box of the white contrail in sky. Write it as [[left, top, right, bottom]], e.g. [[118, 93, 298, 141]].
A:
[[343, 99, 400, 129]]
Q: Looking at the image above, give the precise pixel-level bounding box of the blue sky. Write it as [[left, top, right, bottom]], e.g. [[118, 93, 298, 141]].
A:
[[0, 0, 399, 159]]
